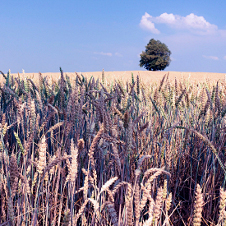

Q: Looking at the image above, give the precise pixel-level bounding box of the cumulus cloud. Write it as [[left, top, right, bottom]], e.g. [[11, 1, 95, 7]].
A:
[[94, 52, 112, 56], [203, 55, 219, 60], [139, 12, 160, 34], [140, 12, 218, 35]]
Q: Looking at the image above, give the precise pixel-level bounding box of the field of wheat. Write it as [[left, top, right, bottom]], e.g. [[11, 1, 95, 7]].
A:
[[0, 69, 226, 225]]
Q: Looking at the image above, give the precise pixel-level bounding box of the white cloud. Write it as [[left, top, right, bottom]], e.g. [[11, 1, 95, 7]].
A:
[[140, 12, 218, 35], [183, 13, 217, 32], [203, 55, 219, 60], [94, 52, 123, 57], [155, 13, 176, 25], [94, 52, 112, 56], [139, 12, 160, 34]]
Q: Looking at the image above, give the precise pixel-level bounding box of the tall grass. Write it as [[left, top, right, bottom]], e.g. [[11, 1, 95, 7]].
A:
[[0, 69, 226, 225]]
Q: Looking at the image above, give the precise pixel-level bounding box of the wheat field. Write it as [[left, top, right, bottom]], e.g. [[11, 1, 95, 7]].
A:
[[10, 70, 226, 84], [0, 69, 226, 225]]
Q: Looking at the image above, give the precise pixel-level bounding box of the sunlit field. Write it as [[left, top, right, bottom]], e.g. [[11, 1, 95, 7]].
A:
[[10, 70, 226, 85], [1, 69, 226, 225]]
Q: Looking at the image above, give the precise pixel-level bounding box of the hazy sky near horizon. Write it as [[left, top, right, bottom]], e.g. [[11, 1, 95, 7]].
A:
[[1, 0, 226, 73]]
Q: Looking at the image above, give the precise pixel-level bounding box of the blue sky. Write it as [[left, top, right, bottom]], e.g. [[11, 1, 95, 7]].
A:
[[1, 0, 226, 73]]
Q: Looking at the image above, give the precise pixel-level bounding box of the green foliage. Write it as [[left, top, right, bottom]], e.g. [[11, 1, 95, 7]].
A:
[[139, 38, 171, 71]]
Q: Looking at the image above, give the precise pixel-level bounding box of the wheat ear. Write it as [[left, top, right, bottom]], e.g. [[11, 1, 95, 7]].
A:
[[105, 201, 118, 226], [74, 199, 89, 224], [7, 197, 14, 224], [125, 183, 133, 226], [111, 143, 121, 173], [9, 154, 19, 186], [88, 125, 104, 183], [37, 135, 47, 174], [143, 197, 154, 226], [163, 179, 167, 199], [166, 192, 172, 214], [98, 177, 118, 200], [83, 172, 89, 200], [137, 155, 152, 169], [112, 181, 129, 196], [88, 198, 100, 217], [69, 139, 78, 184], [154, 186, 163, 223], [192, 184, 204, 226], [134, 182, 140, 226], [78, 138, 85, 151], [43, 155, 71, 180], [219, 187, 226, 218]]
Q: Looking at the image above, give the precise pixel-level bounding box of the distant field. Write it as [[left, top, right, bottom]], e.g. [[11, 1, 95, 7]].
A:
[[10, 70, 226, 84]]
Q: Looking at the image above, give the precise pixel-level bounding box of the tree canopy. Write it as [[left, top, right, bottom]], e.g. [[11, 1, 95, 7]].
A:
[[139, 39, 171, 71]]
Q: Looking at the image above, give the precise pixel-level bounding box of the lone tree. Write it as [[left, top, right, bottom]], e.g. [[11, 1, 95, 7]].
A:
[[139, 39, 171, 71]]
